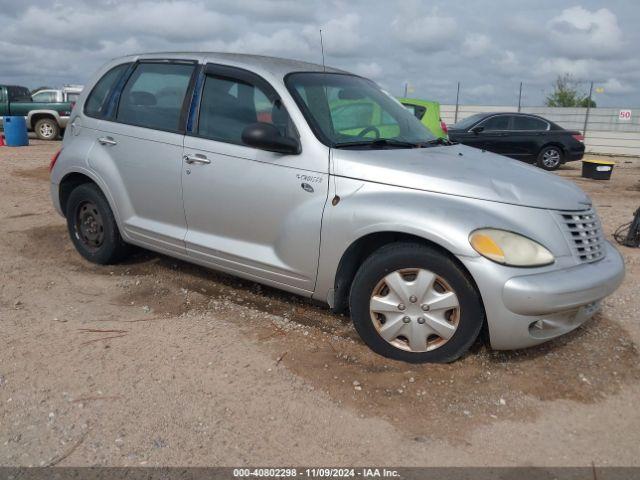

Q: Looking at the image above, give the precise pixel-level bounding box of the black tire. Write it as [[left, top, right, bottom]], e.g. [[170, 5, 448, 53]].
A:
[[536, 145, 563, 171], [349, 242, 484, 363], [34, 118, 60, 141], [65, 183, 130, 264]]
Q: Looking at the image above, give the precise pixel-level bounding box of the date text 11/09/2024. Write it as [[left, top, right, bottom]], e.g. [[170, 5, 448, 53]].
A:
[[232, 468, 400, 478]]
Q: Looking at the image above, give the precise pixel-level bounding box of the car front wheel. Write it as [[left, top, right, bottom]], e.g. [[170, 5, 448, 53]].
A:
[[349, 242, 484, 363], [537, 146, 563, 170]]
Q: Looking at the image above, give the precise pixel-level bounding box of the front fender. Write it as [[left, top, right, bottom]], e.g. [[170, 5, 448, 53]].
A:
[[312, 176, 573, 305]]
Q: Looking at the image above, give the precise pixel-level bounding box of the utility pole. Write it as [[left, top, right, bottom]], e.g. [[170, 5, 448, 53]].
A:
[[403, 82, 408, 97], [454, 81, 460, 123], [583, 81, 594, 138], [517, 82, 523, 112]]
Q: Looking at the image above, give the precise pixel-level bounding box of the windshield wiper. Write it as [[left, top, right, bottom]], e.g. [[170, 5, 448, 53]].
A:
[[425, 137, 454, 146], [333, 138, 423, 149]]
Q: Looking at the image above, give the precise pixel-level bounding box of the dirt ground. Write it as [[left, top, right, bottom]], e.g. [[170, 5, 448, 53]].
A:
[[1, 140, 639, 467]]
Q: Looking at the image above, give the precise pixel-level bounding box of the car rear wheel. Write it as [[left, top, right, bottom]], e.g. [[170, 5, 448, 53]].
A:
[[66, 183, 130, 264], [34, 118, 60, 141], [349, 242, 484, 363], [537, 146, 563, 170]]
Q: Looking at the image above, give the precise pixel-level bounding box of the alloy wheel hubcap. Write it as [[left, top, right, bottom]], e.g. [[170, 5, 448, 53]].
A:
[[369, 268, 460, 353], [542, 149, 560, 167], [76, 201, 104, 249], [40, 123, 54, 138]]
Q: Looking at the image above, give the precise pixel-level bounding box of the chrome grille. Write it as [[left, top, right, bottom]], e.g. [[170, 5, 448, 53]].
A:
[[558, 208, 605, 263]]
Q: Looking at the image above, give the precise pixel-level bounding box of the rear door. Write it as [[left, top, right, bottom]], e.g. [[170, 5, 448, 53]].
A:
[[181, 64, 328, 293], [87, 60, 197, 255], [507, 115, 550, 160]]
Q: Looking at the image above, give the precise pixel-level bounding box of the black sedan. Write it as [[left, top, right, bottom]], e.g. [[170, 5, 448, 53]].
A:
[[447, 112, 585, 170]]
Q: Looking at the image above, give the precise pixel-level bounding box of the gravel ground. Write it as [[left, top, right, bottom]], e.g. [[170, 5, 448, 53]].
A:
[[1, 140, 639, 467]]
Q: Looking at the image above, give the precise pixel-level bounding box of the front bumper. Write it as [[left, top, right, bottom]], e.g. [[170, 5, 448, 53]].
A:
[[462, 241, 625, 350]]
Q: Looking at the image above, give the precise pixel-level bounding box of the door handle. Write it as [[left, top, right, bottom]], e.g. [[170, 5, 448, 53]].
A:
[[98, 136, 117, 146], [183, 153, 211, 165]]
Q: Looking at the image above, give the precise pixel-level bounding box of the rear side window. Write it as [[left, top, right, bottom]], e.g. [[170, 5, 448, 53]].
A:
[[198, 74, 294, 145], [402, 103, 426, 120], [479, 115, 509, 131], [512, 116, 549, 131], [8, 86, 32, 102], [85, 63, 131, 118], [117, 62, 195, 132]]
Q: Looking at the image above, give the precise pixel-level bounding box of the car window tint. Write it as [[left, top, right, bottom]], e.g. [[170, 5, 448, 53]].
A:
[[198, 74, 293, 144], [513, 116, 548, 131], [117, 63, 194, 131], [8, 86, 32, 102], [33, 91, 58, 103], [479, 115, 509, 131], [85, 63, 131, 118]]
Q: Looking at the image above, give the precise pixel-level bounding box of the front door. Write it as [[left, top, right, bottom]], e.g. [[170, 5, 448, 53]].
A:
[[181, 65, 328, 293]]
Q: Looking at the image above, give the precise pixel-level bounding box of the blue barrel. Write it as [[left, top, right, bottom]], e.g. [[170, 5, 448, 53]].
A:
[[3, 116, 29, 146]]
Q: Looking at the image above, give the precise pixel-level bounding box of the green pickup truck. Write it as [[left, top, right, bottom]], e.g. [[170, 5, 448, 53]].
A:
[[0, 85, 73, 140]]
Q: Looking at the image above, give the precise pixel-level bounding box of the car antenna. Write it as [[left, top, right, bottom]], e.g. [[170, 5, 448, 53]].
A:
[[319, 29, 326, 72]]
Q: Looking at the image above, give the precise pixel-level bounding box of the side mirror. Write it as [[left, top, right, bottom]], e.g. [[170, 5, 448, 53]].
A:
[[241, 122, 300, 154], [470, 125, 484, 134]]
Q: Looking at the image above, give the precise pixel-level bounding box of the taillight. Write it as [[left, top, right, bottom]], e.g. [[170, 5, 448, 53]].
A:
[[572, 134, 584, 142], [440, 118, 448, 134], [50, 148, 62, 173]]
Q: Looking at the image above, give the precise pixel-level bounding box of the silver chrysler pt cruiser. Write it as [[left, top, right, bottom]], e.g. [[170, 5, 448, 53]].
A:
[[50, 53, 625, 363]]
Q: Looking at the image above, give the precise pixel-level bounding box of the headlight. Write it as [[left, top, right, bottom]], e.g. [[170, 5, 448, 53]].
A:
[[469, 229, 554, 267]]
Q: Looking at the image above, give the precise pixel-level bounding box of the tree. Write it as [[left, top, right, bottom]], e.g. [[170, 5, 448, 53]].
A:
[[545, 75, 596, 108]]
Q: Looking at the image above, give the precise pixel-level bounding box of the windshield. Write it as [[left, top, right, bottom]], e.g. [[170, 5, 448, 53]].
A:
[[451, 113, 485, 130], [286, 73, 437, 148]]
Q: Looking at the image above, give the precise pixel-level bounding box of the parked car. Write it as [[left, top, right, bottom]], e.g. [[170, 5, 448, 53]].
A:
[[448, 112, 585, 170], [398, 97, 448, 139], [50, 53, 624, 363], [0, 84, 73, 140], [32, 85, 84, 105]]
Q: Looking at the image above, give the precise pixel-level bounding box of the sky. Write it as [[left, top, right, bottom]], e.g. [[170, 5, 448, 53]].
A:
[[1, 0, 639, 107]]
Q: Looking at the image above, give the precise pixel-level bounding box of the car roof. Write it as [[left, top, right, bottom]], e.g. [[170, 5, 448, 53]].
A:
[[398, 97, 439, 107], [114, 52, 346, 78]]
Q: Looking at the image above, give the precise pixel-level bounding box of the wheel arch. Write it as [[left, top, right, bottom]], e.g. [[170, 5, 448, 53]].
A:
[[331, 231, 484, 318], [27, 110, 60, 130], [539, 141, 567, 157]]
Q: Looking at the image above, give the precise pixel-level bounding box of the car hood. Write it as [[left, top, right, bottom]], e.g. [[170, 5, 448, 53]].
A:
[[332, 144, 591, 210]]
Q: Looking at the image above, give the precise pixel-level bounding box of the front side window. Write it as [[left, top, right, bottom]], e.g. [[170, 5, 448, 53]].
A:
[[116, 62, 195, 131], [512, 116, 548, 131], [286, 73, 436, 148], [85, 63, 131, 118], [197, 74, 294, 145], [479, 115, 509, 131], [32, 91, 58, 103]]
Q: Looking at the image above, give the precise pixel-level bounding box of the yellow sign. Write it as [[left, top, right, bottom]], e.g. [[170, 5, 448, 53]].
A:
[[595, 87, 605, 94]]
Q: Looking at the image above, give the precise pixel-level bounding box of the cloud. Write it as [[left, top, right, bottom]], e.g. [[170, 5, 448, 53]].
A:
[[391, 8, 457, 50], [547, 6, 624, 59], [462, 34, 491, 58], [0, 1, 639, 107], [352, 62, 383, 79]]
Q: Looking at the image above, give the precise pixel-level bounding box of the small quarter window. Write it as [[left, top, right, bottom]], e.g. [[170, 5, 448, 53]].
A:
[[117, 62, 195, 132], [85, 63, 131, 118]]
